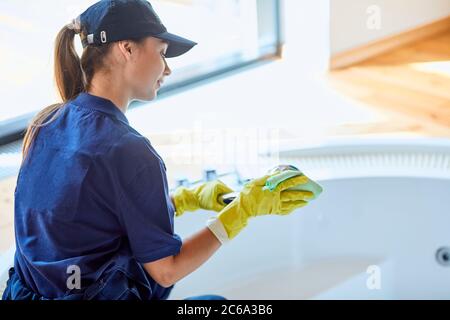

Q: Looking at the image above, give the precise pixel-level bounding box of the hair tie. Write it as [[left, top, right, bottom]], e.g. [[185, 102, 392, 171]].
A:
[[67, 16, 82, 34]]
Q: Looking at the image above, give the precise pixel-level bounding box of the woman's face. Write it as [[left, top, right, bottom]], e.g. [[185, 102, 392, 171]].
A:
[[125, 37, 171, 101]]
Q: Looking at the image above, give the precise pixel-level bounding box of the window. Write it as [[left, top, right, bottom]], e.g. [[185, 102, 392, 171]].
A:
[[0, 0, 282, 144]]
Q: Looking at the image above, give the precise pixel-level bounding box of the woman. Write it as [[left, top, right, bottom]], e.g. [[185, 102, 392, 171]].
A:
[[2, 0, 315, 300]]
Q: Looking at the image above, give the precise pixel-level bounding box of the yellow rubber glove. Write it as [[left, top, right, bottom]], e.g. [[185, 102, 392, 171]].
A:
[[208, 173, 315, 241], [172, 180, 234, 217]]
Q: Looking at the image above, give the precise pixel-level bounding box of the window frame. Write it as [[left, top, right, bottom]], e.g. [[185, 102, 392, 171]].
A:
[[0, 0, 284, 146]]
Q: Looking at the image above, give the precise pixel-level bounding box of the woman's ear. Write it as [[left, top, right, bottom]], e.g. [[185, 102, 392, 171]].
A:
[[117, 40, 133, 60]]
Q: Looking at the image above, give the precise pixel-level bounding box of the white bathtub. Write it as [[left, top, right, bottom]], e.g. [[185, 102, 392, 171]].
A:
[[170, 137, 450, 299], [2, 137, 450, 299]]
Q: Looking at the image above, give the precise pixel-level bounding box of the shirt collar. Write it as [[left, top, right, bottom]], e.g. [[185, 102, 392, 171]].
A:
[[70, 92, 129, 125]]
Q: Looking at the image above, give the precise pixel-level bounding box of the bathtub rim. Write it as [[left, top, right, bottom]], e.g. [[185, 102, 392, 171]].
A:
[[259, 136, 450, 181]]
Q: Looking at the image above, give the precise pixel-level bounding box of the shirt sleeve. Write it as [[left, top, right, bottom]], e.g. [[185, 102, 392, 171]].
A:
[[115, 139, 182, 264]]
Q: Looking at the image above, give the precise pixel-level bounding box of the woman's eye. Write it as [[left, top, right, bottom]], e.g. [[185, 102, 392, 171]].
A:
[[161, 52, 166, 58]]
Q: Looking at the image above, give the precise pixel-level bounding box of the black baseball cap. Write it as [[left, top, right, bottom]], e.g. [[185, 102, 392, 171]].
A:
[[77, 0, 197, 58]]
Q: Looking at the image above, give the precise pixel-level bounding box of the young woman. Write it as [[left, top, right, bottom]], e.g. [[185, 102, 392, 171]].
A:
[[2, 0, 316, 300]]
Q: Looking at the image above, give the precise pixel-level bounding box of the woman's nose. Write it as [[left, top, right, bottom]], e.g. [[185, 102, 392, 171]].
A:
[[163, 59, 172, 76]]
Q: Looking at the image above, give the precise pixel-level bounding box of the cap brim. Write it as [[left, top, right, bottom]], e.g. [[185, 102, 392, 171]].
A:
[[153, 32, 197, 58]]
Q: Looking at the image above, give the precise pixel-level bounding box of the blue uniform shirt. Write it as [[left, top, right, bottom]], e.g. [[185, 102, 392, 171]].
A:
[[11, 92, 182, 299]]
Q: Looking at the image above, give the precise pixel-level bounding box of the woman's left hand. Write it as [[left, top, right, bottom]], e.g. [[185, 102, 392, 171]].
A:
[[172, 180, 234, 217]]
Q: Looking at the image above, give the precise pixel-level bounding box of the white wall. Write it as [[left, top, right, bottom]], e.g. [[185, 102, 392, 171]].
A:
[[331, 0, 450, 55], [282, 0, 331, 72]]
